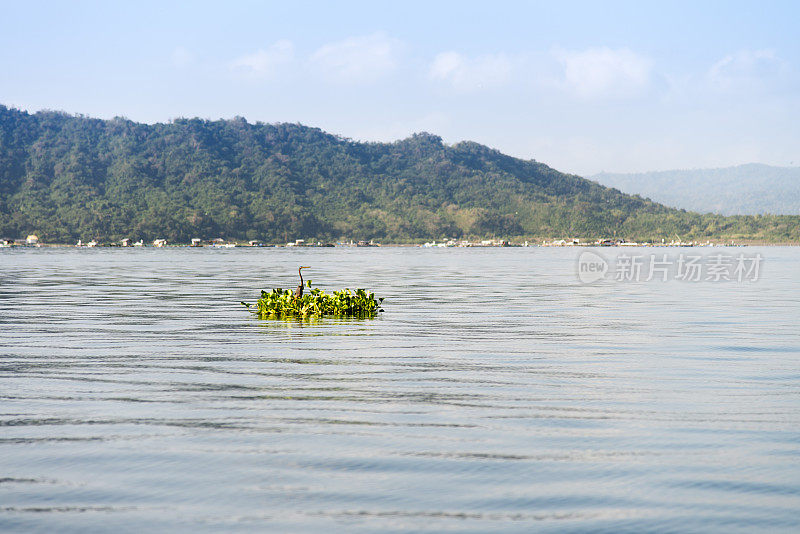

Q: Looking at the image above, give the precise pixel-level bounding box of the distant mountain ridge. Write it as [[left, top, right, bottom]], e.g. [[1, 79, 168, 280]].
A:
[[592, 164, 800, 215], [0, 105, 798, 243]]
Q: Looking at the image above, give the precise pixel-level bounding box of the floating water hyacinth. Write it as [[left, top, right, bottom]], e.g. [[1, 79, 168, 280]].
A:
[[241, 274, 384, 319]]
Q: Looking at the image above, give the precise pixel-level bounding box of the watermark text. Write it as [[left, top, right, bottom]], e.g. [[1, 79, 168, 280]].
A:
[[578, 252, 762, 283]]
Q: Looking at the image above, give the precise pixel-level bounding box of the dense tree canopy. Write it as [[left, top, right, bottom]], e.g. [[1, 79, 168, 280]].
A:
[[0, 105, 798, 243]]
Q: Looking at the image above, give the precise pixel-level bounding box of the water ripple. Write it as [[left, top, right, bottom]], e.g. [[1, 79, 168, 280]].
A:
[[1, 247, 799, 532]]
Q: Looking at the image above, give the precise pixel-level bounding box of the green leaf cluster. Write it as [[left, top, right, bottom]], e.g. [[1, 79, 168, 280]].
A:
[[242, 282, 384, 318]]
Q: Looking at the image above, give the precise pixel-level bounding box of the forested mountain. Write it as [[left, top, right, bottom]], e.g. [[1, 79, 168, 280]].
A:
[[593, 164, 800, 216], [1, 105, 798, 243]]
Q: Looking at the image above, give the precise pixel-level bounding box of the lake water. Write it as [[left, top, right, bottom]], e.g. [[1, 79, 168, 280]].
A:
[[1, 246, 799, 533]]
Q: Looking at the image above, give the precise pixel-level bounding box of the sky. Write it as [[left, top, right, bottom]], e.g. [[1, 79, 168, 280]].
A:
[[1, 0, 798, 175]]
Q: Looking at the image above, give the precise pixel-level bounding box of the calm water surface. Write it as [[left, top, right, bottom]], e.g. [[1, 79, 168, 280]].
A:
[[1, 247, 799, 533]]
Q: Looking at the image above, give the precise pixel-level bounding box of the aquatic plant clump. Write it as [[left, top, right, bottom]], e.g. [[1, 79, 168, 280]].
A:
[[242, 281, 384, 318]]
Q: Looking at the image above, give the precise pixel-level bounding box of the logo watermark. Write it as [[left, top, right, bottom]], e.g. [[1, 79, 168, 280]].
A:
[[577, 252, 763, 283], [577, 251, 609, 283]]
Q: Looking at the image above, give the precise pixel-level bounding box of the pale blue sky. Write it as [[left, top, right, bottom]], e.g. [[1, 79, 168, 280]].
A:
[[1, 0, 798, 175]]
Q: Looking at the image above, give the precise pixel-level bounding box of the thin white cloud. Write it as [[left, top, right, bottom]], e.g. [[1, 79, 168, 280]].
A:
[[429, 51, 513, 92], [555, 47, 653, 99], [231, 40, 294, 77], [310, 32, 402, 84], [707, 49, 789, 91], [171, 47, 194, 68]]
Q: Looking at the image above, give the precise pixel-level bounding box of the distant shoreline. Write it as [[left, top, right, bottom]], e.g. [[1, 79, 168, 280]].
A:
[[4, 242, 799, 249]]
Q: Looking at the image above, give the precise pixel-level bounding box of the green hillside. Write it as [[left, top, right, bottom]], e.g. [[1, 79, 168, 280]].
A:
[[1, 105, 798, 243]]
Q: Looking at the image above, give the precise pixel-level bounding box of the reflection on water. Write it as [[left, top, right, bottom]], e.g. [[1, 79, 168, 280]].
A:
[[1, 247, 799, 533]]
